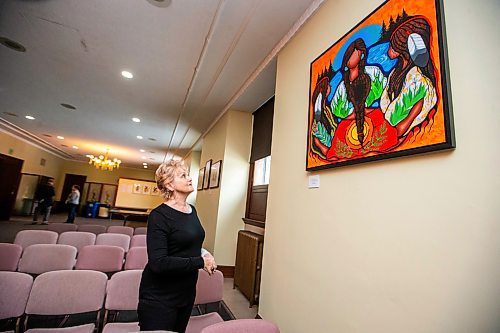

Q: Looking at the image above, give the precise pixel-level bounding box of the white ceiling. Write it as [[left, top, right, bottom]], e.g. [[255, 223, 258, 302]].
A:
[[0, 0, 323, 168]]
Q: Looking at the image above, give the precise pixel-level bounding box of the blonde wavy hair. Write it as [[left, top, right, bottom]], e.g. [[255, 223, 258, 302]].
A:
[[155, 159, 187, 200]]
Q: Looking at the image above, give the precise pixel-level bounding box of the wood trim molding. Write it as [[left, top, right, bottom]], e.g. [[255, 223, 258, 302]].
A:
[[218, 265, 235, 278], [242, 218, 265, 228]]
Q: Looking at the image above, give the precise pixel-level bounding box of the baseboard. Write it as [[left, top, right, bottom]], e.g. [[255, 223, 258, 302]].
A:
[[218, 265, 235, 278]]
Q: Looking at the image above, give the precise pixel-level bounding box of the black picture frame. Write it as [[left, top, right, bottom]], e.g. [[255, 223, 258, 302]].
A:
[[203, 159, 212, 189], [197, 168, 204, 191], [209, 160, 222, 189]]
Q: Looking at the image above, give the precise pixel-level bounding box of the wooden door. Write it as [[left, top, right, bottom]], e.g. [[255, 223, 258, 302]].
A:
[[0, 154, 24, 220]]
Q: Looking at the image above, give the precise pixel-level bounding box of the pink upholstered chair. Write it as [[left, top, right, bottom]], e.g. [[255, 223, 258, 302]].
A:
[[47, 223, 78, 234], [0, 243, 23, 271], [124, 247, 148, 270], [75, 245, 124, 273], [133, 227, 147, 235], [24, 323, 96, 333], [102, 322, 139, 333], [194, 269, 224, 314], [199, 319, 280, 333], [186, 313, 224, 333], [77, 225, 107, 235], [107, 226, 134, 238], [0, 271, 33, 333], [96, 233, 130, 252], [103, 270, 142, 325], [24, 270, 107, 332], [57, 232, 96, 253], [18, 244, 77, 275], [14, 230, 58, 250], [130, 235, 146, 248]]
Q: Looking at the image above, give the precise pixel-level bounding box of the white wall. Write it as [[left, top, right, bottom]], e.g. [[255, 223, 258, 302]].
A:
[[259, 0, 500, 332]]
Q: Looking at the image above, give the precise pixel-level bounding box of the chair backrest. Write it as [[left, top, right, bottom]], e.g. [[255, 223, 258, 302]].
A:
[[96, 233, 130, 252], [0, 243, 23, 271], [195, 269, 224, 305], [130, 235, 146, 248], [107, 226, 134, 238], [14, 230, 58, 250], [133, 227, 147, 235], [25, 270, 107, 315], [58, 231, 96, 252], [0, 271, 33, 320], [105, 270, 142, 311], [77, 225, 107, 235], [47, 223, 78, 234], [75, 245, 124, 273], [18, 244, 77, 275], [124, 247, 148, 270], [200, 319, 280, 333]]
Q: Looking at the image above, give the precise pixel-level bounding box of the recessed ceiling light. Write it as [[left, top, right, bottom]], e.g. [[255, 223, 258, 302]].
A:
[[132, 117, 141, 123], [136, 135, 143, 139], [25, 115, 35, 120], [72, 146, 78, 149], [139, 149, 145, 152], [143, 165, 148, 168], [0, 37, 26, 52], [121, 71, 134, 79], [57, 136, 64, 140], [142, 162, 148, 166], [60, 103, 77, 110]]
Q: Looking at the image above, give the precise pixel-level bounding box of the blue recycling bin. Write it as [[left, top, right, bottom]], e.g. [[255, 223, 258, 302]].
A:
[[85, 202, 100, 218]]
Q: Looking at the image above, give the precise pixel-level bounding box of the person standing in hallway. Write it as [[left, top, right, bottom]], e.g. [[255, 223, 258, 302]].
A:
[[32, 178, 56, 225], [138, 159, 217, 333], [65, 185, 80, 224]]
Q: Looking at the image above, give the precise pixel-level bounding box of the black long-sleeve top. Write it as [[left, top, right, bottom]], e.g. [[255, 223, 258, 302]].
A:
[[139, 203, 205, 306]]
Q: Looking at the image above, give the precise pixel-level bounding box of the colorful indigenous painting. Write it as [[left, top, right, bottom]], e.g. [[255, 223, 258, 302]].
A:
[[307, 0, 454, 171]]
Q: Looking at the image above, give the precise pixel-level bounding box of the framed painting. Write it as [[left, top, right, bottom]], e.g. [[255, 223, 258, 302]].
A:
[[133, 183, 142, 194], [197, 168, 205, 191], [307, 0, 454, 171], [151, 185, 160, 196], [203, 160, 212, 189], [100, 184, 117, 205], [142, 183, 151, 195], [209, 160, 222, 189], [87, 183, 102, 202]]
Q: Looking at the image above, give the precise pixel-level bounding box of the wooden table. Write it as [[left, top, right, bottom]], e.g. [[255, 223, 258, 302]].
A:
[[109, 209, 149, 226]]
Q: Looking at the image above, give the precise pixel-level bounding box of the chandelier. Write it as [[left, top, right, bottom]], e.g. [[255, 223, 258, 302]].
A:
[[86, 150, 121, 171]]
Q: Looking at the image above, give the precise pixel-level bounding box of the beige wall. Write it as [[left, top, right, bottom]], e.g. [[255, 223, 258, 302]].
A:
[[185, 150, 201, 205], [115, 178, 163, 209], [259, 0, 500, 333], [195, 110, 252, 265], [0, 131, 64, 178]]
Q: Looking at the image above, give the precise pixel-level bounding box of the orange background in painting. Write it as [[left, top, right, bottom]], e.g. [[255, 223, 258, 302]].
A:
[[308, 0, 446, 169]]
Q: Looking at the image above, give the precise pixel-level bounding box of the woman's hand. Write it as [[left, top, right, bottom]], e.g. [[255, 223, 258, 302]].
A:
[[202, 254, 217, 275]]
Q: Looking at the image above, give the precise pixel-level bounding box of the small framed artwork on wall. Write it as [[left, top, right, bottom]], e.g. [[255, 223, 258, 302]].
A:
[[197, 168, 205, 191], [133, 183, 142, 194], [203, 159, 212, 189], [142, 184, 151, 195], [209, 160, 222, 189]]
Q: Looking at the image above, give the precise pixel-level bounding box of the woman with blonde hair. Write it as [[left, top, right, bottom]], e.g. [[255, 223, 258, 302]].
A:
[[138, 159, 216, 333]]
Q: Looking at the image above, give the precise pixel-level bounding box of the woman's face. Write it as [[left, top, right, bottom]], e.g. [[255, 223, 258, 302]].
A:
[[167, 167, 193, 195], [387, 45, 400, 59], [346, 48, 363, 69]]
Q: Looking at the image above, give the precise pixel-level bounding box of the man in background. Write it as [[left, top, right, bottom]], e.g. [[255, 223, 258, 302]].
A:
[[32, 178, 56, 225], [65, 184, 80, 224]]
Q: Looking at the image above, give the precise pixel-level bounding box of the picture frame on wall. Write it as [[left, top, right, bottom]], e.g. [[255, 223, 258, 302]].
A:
[[142, 184, 151, 195], [151, 185, 160, 196], [133, 183, 142, 194], [209, 160, 222, 189], [197, 168, 205, 191], [100, 184, 117, 205], [88, 183, 102, 202], [203, 159, 212, 189], [306, 0, 455, 171]]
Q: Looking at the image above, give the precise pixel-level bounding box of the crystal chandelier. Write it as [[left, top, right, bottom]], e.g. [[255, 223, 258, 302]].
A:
[[86, 150, 121, 171]]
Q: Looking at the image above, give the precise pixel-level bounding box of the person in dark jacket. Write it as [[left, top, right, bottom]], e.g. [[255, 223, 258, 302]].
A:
[[32, 178, 56, 225], [138, 160, 216, 333]]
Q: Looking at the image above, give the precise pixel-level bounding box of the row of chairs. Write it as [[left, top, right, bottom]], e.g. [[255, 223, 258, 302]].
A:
[[0, 269, 262, 333], [13, 230, 146, 253], [45, 224, 146, 237], [0, 243, 148, 274]]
